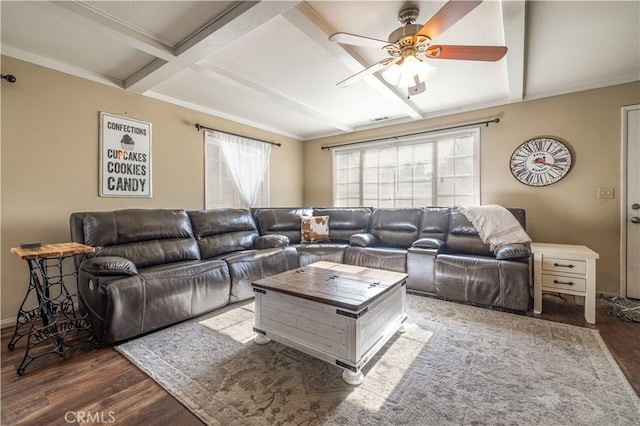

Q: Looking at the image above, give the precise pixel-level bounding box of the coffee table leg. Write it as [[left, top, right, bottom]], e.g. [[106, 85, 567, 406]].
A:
[[342, 369, 364, 386], [254, 334, 271, 345]]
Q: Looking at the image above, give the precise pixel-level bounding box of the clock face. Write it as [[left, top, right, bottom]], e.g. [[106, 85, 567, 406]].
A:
[[510, 137, 572, 186]]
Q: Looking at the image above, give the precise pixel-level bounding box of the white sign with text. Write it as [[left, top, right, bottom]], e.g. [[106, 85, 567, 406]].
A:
[[99, 112, 152, 197]]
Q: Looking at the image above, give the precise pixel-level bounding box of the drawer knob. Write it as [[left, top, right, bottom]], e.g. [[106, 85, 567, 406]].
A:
[[553, 263, 574, 268], [553, 279, 574, 286]]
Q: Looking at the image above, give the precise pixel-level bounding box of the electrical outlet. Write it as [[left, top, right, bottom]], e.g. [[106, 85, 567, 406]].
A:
[[598, 187, 615, 199]]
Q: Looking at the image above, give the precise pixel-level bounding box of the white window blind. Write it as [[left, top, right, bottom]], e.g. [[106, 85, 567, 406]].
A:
[[204, 132, 269, 209], [333, 128, 480, 207]]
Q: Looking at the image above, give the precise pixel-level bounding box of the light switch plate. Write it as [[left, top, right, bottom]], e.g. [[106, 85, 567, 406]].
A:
[[598, 187, 615, 199]]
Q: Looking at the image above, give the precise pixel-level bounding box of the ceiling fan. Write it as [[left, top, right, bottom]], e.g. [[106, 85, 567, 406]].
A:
[[328, 0, 507, 96]]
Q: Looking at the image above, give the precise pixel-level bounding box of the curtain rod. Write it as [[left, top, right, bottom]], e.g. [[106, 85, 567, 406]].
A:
[[320, 118, 500, 151], [195, 123, 282, 147]]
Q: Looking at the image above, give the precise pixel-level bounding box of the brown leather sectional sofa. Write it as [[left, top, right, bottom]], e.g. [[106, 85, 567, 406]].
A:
[[70, 206, 531, 345]]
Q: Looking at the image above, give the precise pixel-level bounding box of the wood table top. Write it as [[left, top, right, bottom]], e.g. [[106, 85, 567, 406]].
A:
[[252, 261, 408, 312], [11, 242, 95, 260]]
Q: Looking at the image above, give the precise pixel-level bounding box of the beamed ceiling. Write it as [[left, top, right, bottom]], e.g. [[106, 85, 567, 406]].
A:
[[1, 1, 639, 140]]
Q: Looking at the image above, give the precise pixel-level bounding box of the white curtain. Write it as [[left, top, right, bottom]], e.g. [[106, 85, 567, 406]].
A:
[[212, 131, 271, 208]]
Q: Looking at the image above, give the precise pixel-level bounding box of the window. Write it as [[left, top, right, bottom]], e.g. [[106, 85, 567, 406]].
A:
[[333, 128, 480, 207], [204, 132, 269, 209]]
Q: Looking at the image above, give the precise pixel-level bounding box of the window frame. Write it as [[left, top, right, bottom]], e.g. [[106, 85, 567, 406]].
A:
[[331, 127, 481, 207], [203, 132, 270, 209]]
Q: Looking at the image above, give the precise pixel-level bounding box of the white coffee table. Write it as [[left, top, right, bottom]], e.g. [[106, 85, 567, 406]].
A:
[[252, 261, 407, 385]]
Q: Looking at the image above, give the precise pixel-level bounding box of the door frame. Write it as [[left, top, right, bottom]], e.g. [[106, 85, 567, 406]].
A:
[[619, 104, 640, 297]]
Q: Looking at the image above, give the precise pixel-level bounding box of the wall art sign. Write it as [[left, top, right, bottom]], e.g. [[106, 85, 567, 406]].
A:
[[99, 112, 152, 197]]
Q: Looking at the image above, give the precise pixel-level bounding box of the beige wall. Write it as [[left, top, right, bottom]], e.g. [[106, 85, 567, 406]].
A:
[[2, 55, 637, 323], [0, 56, 303, 323], [304, 81, 640, 296]]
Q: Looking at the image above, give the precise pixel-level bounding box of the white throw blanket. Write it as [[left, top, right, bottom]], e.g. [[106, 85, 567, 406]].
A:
[[459, 205, 532, 252]]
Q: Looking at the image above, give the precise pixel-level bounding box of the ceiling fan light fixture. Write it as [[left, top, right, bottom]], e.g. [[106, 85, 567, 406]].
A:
[[329, 0, 505, 91], [382, 55, 436, 88]]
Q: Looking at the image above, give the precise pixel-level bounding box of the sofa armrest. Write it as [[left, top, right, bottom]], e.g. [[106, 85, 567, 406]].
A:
[[349, 233, 379, 247], [255, 234, 289, 249], [495, 243, 531, 260], [412, 237, 445, 250], [79, 256, 138, 276]]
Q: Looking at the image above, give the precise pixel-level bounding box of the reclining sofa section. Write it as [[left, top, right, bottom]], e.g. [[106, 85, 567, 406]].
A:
[[70, 208, 296, 345], [70, 206, 531, 345]]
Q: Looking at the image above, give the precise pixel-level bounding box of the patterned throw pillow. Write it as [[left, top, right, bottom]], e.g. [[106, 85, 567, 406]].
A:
[[300, 216, 330, 243]]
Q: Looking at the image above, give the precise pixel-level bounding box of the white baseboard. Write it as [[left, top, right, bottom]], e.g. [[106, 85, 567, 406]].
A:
[[599, 290, 622, 298], [1, 316, 17, 329]]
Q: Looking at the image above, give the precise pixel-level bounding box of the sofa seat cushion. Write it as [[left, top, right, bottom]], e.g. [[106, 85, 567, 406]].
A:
[[344, 246, 407, 273], [82, 209, 200, 268], [369, 208, 422, 248], [444, 209, 527, 256], [252, 208, 312, 244], [188, 209, 259, 259], [98, 259, 231, 344], [312, 207, 372, 244], [294, 244, 347, 266], [435, 254, 529, 311], [221, 247, 299, 303]]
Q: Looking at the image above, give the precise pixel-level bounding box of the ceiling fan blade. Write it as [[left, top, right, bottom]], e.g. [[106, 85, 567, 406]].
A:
[[329, 32, 391, 49], [415, 0, 482, 41], [425, 45, 508, 61], [337, 58, 398, 88]]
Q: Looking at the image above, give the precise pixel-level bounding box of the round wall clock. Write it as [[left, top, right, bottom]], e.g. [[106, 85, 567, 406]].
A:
[[509, 137, 572, 186]]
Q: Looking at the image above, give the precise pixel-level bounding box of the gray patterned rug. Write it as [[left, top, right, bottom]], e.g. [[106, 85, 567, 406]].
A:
[[600, 296, 640, 322], [116, 296, 640, 425]]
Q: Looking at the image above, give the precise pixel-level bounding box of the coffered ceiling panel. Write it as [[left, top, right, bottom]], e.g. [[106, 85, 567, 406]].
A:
[[82, 1, 237, 48], [1, 1, 156, 81], [206, 15, 412, 128], [409, 59, 509, 114], [525, 1, 640, 97], [152, 66, 338, 138]]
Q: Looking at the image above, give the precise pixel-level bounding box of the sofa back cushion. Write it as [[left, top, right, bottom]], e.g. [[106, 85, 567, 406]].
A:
[[81, 209, 200, 268], [418, 207, 451, 240], [252, 208, 312, 244], [312, 207, 372, 244], [188, 209, 259, 259], [369, 208, 422, 248], [445, 208, 527, 256]]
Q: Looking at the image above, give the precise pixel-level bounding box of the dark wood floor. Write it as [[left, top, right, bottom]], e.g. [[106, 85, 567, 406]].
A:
[[2, 294, 638, 426]]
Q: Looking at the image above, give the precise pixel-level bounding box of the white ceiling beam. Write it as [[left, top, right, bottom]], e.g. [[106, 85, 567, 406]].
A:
[[124, 1, 300, 93], [283, 3, 424, 120], [197, 60, 354, 132], [501, 0, 526, 102], [49, 1, 175, 61]]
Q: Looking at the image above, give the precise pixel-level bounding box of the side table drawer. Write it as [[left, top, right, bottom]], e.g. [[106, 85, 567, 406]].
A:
[[541, 274, 586, 292], [542, 257, 586, 275]]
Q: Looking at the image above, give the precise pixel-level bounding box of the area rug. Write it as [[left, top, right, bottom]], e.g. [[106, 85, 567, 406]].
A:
[[116, 296, 640, 425], [600, 296, 640, 322]]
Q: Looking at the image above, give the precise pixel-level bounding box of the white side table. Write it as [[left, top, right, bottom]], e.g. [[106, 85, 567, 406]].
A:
[[531, 243, 599, 324]]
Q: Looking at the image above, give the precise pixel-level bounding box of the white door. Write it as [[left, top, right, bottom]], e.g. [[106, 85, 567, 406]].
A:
[[624, 105, 640, 299]]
